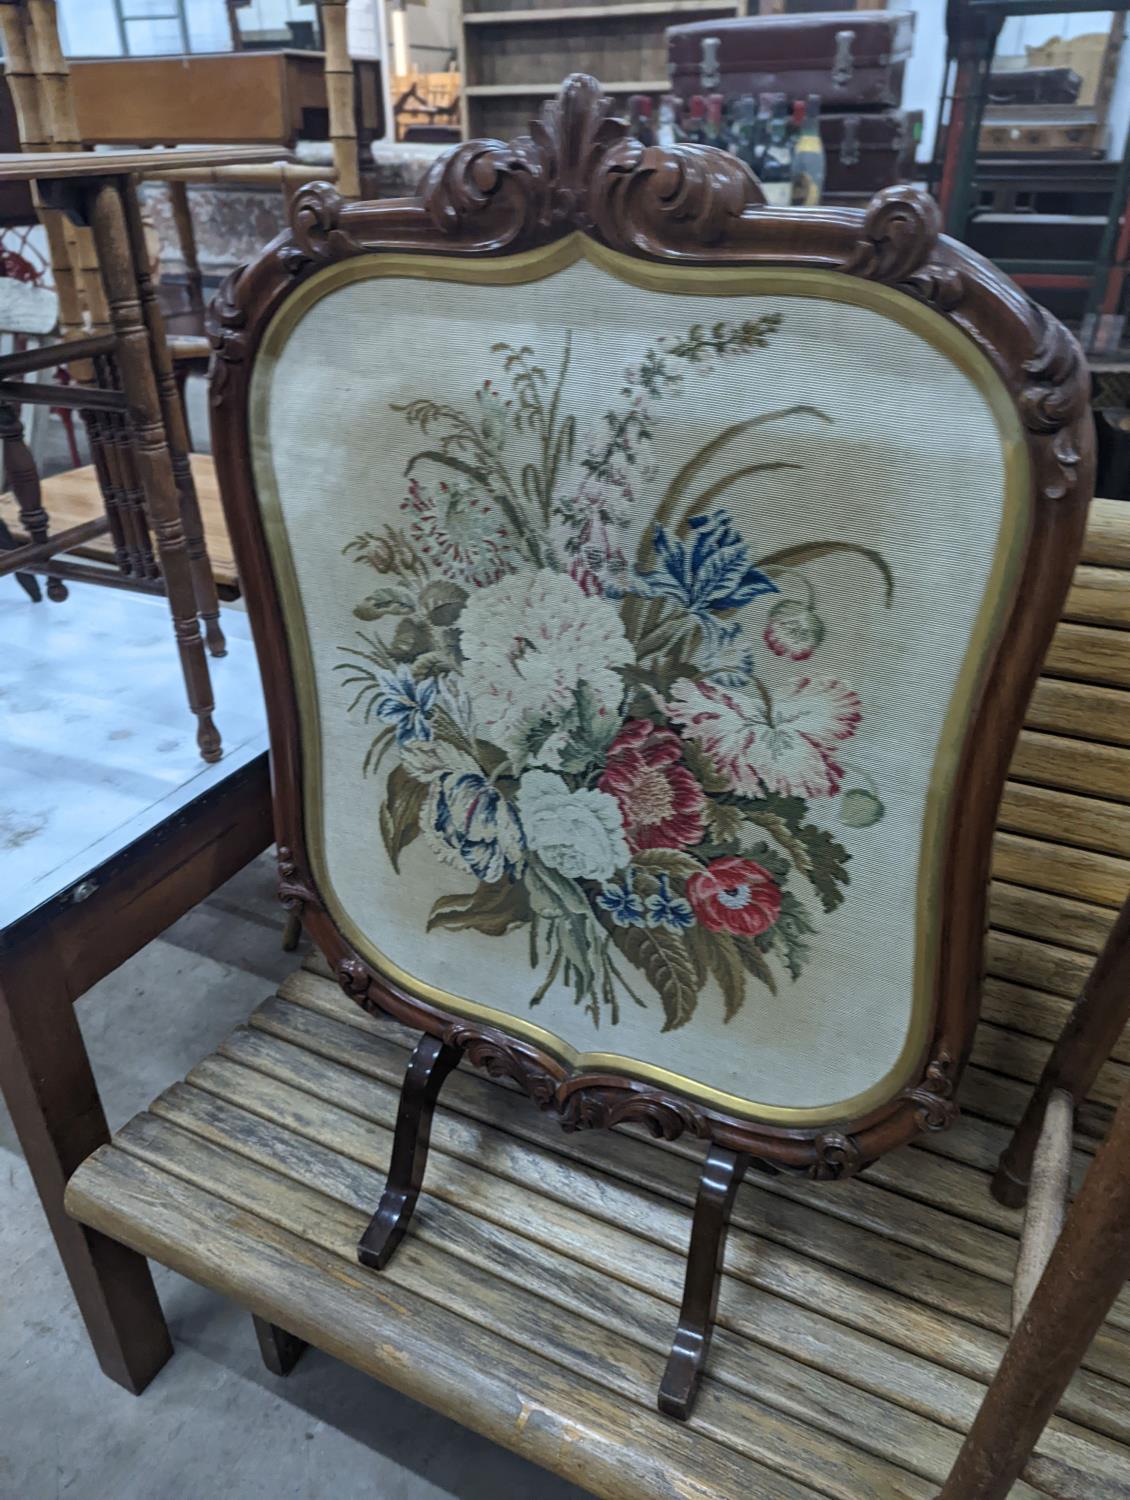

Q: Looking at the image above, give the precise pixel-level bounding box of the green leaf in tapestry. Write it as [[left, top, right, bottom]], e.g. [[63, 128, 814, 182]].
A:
[[379, 765, 428, 872], [730, 792, 852, 912], [426, 878, 531, 937], [733, 935, 778, 998], [800, 825, 852, 913], [756, 540, 894, 607], [404, 448, 488, 486], [739, 806, 814, 877], [703, 799, 747, 847], [524, 857, 590, 918], [741, 838, 791, 885], [706, 932, 747, 1022], [555, 681, 622, 775], [681, 738, 730, 795], [641, 404, 832, 565], [353, 585, 416, 622], [772, 890, 817, 981], [610, 925, 703, 1032], [632, 848, 704, 884]]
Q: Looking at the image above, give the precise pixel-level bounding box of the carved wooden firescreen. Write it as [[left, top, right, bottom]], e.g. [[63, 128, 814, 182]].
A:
[[209, 74, 1094, 1417]]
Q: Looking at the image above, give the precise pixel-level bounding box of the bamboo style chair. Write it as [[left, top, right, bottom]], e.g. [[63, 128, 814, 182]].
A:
[[196, 75, 1125, 1491], [0, 0, 362, 610], [0, 0, 227, 765]]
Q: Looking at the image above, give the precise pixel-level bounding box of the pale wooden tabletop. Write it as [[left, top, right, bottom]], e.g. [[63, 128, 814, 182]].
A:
[[0, 144, 295, 181]]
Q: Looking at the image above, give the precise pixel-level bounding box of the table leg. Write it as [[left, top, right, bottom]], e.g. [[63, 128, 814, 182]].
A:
[[0, 942, 172, 1394], [86, 176, 221, 763]]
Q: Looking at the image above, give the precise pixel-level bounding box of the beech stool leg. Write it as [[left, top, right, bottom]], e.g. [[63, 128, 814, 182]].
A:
[[85, 177, 221, 762], [120, 185, 225, 658], [994, 890, 1130, 1208], [252, 1315, 307, 1376], [357, 1034, 461, 1271], [941, 1080, 1130, 1499], [658, 1144, 748, 1421]]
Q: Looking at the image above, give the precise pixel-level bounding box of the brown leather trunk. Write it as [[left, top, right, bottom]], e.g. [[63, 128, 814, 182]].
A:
[[822, 109, 922, 195], [666, 11, 915, 111]]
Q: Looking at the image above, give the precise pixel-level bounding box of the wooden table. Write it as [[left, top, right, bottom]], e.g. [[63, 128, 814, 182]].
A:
[[0, 582, 272, 1393]]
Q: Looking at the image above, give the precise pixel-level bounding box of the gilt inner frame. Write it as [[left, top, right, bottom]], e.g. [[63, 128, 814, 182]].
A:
[[248, 231, 1032, 1128]]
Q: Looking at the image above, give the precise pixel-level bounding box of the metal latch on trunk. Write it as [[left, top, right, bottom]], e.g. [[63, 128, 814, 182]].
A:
[[832, 29, 855, 87]]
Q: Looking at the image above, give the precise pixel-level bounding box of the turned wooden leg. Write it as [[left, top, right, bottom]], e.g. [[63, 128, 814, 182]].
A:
[[0, 512, 40, 600], [994, 891, 1130, 1208], [658, 1144, 748, 1421], [281, 907, 303, 952], [121, 183, 225, 658], [87, 177, 221, 762], [83, 405, 130, 575], [941, 1080, 1130, 1499], [252, 1315, 307, 1376], [0, 399, 65, 600], [357, 1033, 461, 1271], [173, 360, 193, 449]]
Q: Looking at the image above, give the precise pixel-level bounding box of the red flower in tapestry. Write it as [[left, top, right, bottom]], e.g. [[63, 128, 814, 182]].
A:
[[686, 857, 782, 937], [598, 719, 707, 854]]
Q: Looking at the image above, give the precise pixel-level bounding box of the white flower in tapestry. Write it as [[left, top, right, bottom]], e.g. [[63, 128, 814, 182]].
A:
[[337, 318, 894, 1031]]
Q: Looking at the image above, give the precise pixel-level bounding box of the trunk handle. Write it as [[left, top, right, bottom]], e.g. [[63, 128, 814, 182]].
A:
[[839, 115, 861, 167], [833, 29, 856, 88]]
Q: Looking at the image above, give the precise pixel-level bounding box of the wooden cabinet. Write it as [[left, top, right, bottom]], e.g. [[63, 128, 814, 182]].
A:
[[459, 0, 747, 140], [68, 50, 383, 149]]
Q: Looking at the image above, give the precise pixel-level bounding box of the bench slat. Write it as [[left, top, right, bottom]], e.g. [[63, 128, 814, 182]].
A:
[[68, 1146, 803, 1500]]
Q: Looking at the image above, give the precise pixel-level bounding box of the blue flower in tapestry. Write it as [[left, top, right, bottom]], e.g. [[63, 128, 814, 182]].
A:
[[336, 318, 894, 1030]]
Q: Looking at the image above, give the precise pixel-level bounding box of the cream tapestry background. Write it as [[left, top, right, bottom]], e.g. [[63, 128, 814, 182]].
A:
[[250, 244, 1026, 1123]]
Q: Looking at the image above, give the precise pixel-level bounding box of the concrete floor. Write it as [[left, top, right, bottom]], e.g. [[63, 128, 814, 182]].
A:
[[0, 853, 591, 1500]]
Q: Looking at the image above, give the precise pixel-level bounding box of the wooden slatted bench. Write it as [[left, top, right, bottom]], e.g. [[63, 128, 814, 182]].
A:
[[64, 498, 1130, 1499]]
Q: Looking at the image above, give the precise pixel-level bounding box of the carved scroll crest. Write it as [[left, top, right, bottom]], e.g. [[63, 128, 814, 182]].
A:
[[845, 185, 964, 313], [1019, 305, 1088, 501], [337, 956, 372, 1000], [422, 72, 628, 241], [286, 182, 360, 268], [276, 845, 320, 912], [558, 1087, 710, 1140], [809, 1131, 865, 1181], [901, 1047, 959, 1132], [591, 135, 763, 251]]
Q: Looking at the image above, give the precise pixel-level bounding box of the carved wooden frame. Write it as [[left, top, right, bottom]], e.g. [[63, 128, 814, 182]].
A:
[[209, 74, 1094, 1181]]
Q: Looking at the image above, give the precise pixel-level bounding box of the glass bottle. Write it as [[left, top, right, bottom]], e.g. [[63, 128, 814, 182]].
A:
[[685, 94, 707, 145], [752, 91, 774, 176], [790, 93, 827, 206], [657, 94, 682, 148], [759, 96, 793, 206], [705, 92, 726, 150], [628, 93, 655, 147], [731, 95, 757, 169]]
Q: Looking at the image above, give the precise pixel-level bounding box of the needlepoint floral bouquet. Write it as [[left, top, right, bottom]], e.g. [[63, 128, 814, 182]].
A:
[[338, 317, 893, 1031]]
